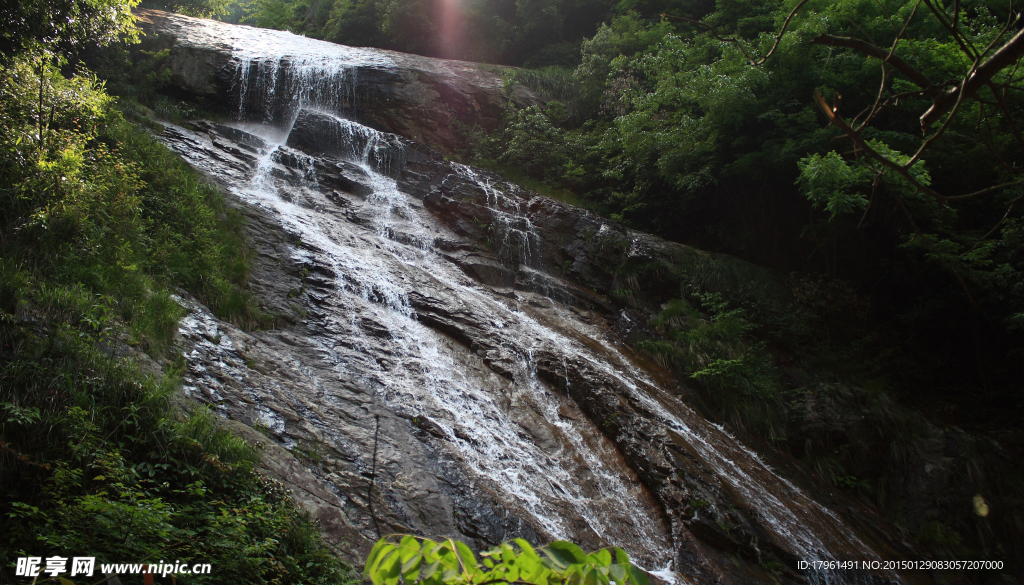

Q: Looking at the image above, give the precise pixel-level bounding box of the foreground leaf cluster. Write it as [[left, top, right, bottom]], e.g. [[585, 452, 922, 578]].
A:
[[366, 536, 651, 585]]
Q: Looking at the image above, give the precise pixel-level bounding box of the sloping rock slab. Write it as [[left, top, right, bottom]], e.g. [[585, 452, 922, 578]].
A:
[[132, 9, 540, 152]]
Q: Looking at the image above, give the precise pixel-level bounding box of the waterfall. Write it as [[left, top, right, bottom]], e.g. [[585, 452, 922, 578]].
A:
[[156, 25, 905, 585]]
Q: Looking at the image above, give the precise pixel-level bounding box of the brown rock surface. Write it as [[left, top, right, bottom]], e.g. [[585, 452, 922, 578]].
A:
[[132, 9, 540, 152]]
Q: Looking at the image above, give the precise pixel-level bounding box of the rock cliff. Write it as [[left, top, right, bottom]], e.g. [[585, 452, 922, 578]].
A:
[[133, 9, 540, 152]]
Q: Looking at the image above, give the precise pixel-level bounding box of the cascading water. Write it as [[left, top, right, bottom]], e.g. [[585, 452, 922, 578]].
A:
[[157, 23, 907, 585], [452, 164, 540, 267]]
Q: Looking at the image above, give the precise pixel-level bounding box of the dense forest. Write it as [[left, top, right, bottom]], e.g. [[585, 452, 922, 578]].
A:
[[2, 0, 1024, 581]]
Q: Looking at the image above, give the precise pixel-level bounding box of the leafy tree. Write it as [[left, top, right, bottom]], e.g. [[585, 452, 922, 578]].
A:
[[0, 0, 139, 58]]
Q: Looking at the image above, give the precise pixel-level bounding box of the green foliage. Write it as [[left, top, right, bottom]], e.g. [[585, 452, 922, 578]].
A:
[[243, 0, 617, 64], [139, 0, 234, 18], [0, 308, 353, 583], [364, 535, 651, 585], [495, 106, 570, 183], [247, 0, 312, 31], [797, 140, 933, 219], [0, 0, 140, 58], [0, 54, 344, 583], [0, 57, 270, 335], [796, 151, 873, 219], [638, 291, 782, 433], [470, 0, 1024, 438]]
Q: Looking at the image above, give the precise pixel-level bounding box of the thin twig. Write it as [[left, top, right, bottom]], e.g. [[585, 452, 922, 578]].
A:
[[988, 81, 1024, 153], [946, 177, 1024, 201], [813, 91, 946, 202], [921, 0, 978, 60], [963, 194, 1024, 255], [662, 0, 810, 66], [807, 34, 934, 89], [368, 413, 381, 539], [858, 171, 884, 228], [892, 192, 981, 309]]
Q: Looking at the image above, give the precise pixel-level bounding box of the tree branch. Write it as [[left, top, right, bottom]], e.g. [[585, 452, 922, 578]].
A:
[[808, 34, 935, 89], [812, 91, 946, 202], [964, 193, 1024, 255], [662, 0, 809, 66], [945, 177, 1024, 201], [921, 26, 1024, 130]]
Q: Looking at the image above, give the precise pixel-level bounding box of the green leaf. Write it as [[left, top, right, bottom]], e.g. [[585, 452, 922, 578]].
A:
[[519, 555, 543, 580], [588, 549, 612, 567], [514, 538, 538, 557], [400, 535, 421, 562], [365, 542, 397, 583], [402, 553, 424, 581], [434, 545, 460, 571], [614, 548, 629, 566], [454, 540, 478, 575], [609, 564, 627, 582], [501, 543, 516, 565], [378, 547, 403, 585], [627, 565, 650, 585], [421, 559, 442, 580], [546, 541, 587, 567]]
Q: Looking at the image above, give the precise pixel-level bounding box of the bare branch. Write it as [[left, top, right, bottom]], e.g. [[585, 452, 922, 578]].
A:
[[921, 26, 1024, 129], [808, 34, 935, 89], [812, 91, 947, 203], [662, 0, 810, 66], [921, 0, 978, 60], [989, 81, 1024, 154], [755, 0, 812, 64], [855, 56, 889, 130], [946, 177, 1024, 201], [858, 171, 884, 228], [905, 59, 977, 167], [964, 193, 1024, 255]]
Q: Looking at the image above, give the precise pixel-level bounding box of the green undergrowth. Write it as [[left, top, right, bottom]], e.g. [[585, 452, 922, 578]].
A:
[[626, 253, 1024, 572], [1, 55, 349, 584]]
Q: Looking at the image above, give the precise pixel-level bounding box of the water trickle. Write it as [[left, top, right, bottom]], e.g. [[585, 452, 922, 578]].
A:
[[228, 24, 394, 123], [453, 163, 540, 267]]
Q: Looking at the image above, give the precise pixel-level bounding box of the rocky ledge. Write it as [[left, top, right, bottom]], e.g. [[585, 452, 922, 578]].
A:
[[132, 9, 540, 152]]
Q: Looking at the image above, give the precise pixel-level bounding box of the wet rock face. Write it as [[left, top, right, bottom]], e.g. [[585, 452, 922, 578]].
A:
[[132, 9, 540, 152], [155, 113, 919, 585]]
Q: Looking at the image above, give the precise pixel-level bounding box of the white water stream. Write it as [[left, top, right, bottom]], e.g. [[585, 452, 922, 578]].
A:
[[160, 24, 901, 584]]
